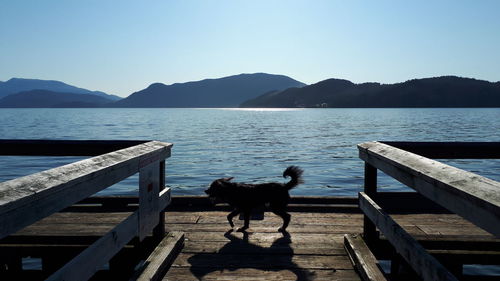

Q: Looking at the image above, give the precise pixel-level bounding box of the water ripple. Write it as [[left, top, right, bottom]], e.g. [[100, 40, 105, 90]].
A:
[[0, 108, 499, 196]]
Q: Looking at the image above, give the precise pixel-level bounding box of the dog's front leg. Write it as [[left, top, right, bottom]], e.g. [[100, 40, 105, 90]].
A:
[[227, 209, 240, 228]]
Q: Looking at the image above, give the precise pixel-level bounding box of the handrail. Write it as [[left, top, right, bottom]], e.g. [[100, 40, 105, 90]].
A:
[[358, 141, 500, 237], [0, 140, 172, 239], [380, 141, 500, 159], [0, 140, 173, 281], [359, 192, 458, 281], [357, 141, 500, 281], [0, 139, 150, 156]]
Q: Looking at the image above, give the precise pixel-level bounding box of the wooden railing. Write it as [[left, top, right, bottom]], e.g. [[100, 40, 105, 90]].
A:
[[357, 141, 500, 281], [0, 140, 173, 281]]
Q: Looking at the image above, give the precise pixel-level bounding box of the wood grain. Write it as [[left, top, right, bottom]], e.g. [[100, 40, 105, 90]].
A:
[[0, 141, 172, 239], [359, 192, 457, 281], [344, 234, 387, 281], [358, 141, 500, 237]]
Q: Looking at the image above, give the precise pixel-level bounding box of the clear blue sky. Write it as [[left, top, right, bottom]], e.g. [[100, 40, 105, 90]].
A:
[[1, 0, 499, 97]]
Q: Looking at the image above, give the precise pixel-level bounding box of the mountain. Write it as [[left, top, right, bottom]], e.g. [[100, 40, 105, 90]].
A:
[[112, 73, 306, 107], [0, 78, 121, 100], [240, 76, 500, 108], [0, 90, 114, 108]]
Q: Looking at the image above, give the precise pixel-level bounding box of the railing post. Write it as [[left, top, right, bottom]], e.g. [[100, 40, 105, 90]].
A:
[[363, 163, 378, 245], [138, 161, 160, 241], [153, 160, 166, 241], [364, 163, 377, 195]]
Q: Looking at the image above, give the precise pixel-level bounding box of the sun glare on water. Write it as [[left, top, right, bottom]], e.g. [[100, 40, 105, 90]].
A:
[[218, 108, 304, 112]]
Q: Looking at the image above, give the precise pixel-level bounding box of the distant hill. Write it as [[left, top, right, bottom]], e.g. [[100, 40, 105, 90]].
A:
[[112, 73, 306, 107], [0, 90, 114, 108], [0, 78, 121, 100], [240, 76, 500, 108]]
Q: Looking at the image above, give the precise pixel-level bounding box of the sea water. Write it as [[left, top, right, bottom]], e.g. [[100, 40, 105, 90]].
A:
[[0, 108, 499, 196]]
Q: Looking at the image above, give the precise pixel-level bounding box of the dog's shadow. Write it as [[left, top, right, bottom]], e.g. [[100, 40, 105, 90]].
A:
[[188, 230, 316, 280]]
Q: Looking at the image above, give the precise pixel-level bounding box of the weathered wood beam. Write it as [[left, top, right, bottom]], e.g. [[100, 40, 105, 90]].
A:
[[364, 163, 377, 195], [381, 141, 500, 159], [153, 161, 167, 240], [132, 231, 184, 281], [0, 139, 149, 156], [344, 234, 387, 281], [359, 192, 458, 281], [0, 141, 172, 239], [369, 192, 451, 214], [358, 141, 500, 237], [158, 188, 172, 212], [139, 161, 160, 241], [76, 195, 359, 206], [46, 212, 139, 281], [363, 163, 378, 244]]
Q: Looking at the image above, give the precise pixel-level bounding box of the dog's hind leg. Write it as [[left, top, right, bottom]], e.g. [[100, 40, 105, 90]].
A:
[[227, 209, 240, 228], [272, 209, 291, 232], [237, 211, 250, 232]]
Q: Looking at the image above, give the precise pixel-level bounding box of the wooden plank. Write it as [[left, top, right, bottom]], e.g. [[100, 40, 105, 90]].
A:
[[358, 141, 500, 237], [359, 192, 458, 281], [344, 234, 387, 281], [167, 204, 360, 213], [392, 214, 473, 224], [159, 188, 171, 212], [172, 252, 353, 270], [429, 249, 500, 265], [372, 192, 451, 214], [9, 192, 169, 238], [21, 212, 131, 224], [0, 141, 172, 239], [182, 240, 346, 255], [72, 195, 359, 212], [13, 224, 123, 236], [46, 211, 139, 281], [372, 238, 500, 260], [168, 195, 358, 206], [166, 196, 359, 212], [177, 210, 363, 219], [184, 232, 347, 244], [196, 215, 363, 225], [381, 141, 500, 159], [416, 224, 492, 236], [76, 196, 358, 207], [133, 231, 184, 281], [164, 268, 361, 281], [165, 223, 362, 234], [0, 139, 149, 156]]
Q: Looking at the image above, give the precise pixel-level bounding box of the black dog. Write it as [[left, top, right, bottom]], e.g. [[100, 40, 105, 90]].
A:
[[205, 166, 303, 232]]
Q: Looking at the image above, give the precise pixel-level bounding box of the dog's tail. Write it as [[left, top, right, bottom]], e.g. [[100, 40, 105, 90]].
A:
[[283, 166, 304, 190]]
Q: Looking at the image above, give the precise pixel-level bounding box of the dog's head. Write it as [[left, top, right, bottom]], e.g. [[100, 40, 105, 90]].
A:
[[205, 177, 234, 204]]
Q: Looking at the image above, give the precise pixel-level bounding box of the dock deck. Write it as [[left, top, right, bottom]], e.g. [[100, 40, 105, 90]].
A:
[[164, 208, 362, 280], [163, 204, 499, 280], [2, 196, 498, 280]]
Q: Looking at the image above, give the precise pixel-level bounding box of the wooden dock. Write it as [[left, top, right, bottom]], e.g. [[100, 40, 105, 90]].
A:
[[1, 140, 500, 281], [163, 194, 500, 281], [1, 198, 362, 280], [1, 196, 498, 280], [164, 197, 362, 281]]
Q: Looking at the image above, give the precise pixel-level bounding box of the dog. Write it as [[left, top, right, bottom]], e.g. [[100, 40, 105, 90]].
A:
[[205, 166, 303, 232]]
